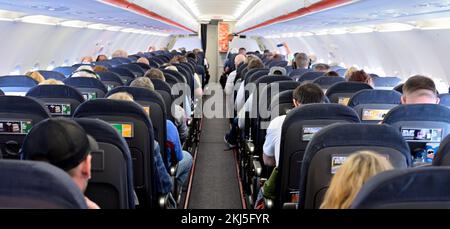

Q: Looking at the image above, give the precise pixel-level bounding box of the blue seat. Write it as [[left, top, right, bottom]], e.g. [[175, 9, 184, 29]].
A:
[[336, 68, 347, 77], [72, 63, 93, 69], [26, 85, 85, 117], [64, 77, 108, 100], [276, 104, 361, 208], [97, 71, 124, 91], [383, 104, 450, 166], [439, 93, 450, 107], [352, 167, 450, 209], [299, 123, 411, 209], [37, 71, 66, 81], [0, 96, 50, 159], [433, 134, 450, 166], [112, 57, 132, 64], [325, 82, 373, 105], [134, 62, 151, 71], [372, 77, 402, 90], [297, 72, 324, 83], [269, 61, 288, 68], [246, 69, 270, 85], [75, 118, 135, 209], [0, 160, 87, 209], [73, 99, 156, 208], [348, 89, 401, 123], [93, 61, 113, 68], [53, 66, 77, 77], [312, 76, 345, 90], [289, 68, 313, 79], [109, 67, 137, 84], [0, 75, 38, 96], [118, 64, 145, 77]]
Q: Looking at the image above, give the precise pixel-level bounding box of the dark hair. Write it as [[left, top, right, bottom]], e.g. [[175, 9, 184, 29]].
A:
[[314, 63, 331, 72], [247, 58, 264, 70], [186, 52, 197, 60], [348, 70, 371, 84], [403, 75, 437, 95], [293, 83, 325, 104], [324, 71, 340, 77]]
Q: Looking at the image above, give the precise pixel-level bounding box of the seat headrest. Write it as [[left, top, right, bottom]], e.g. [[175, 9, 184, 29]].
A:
[[383, 104, 450, 124], [0, 96, 50, 117], [348, 89, 402, 107], [26, 85, 85, 102], [73, 99, 149, 123], [0, 75, 38, 87], [372, 77, 402, 87], [283, 104, 360, 127], [37, 71, 66, 81], [326, 82, 373, 96], [63, 77, 107, 93], [0, 160, 87, 209], [298, 72, 324, 82], [351, 167, 450, 209], [97, 72, 123, 85], [106, 86, 165, 106], [304, 123, 411, 166], [312, 76, 345, 86]]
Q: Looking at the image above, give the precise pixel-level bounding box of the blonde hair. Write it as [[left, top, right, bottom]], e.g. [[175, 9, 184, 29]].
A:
[[107, 92, 134, 101], [344, 66, 359, 80], [39, 79, 64, 85], [137, 57, 150, 65], [26, 71, 46, 83], [112, 50, 128, 58], [320, 151, 393, 209]]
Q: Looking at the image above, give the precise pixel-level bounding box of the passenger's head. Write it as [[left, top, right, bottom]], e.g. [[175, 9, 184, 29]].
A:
[[93, 65, 108, 73], [272, 54, 283, 62], [247, 58, 264, 71], [81, 56, 93, 64], [170, 55, 188, 64], [107, 92, 134, 101], [165, 65, 178, 73], [72, 66, 98, 79], [25, 71, 45, 83], [234, 54, 246, 67], [292, 83, 325, 107], [137, 57, 150, 66], [314, 63, 331, 72], [295, 53, 309, 69], [144, 68, 165, 82], [112, 50, 128, 58], [324, 71, 340, 77], [96, 54, 108, 62], [401, 75, 439, 104], [239, 47, 247, 55], [320, 151, 393, 209], [344, 66, 358, 80], [348, 70, 373, 87], [39, 79, 64, 85], [22, 118, 99, 192], [130, 77, 155, 91], [186, 52, 197, 61], [269, 66, 287, 76]]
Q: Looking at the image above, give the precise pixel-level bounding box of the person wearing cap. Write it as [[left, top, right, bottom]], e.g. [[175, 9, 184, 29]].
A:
[[269, 66, 287, 76], [21, 118, 100, 209]]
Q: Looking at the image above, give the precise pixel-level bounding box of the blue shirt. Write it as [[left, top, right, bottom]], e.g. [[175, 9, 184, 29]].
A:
[[166, 120, 183, 167], [153, 140, 172, 194]]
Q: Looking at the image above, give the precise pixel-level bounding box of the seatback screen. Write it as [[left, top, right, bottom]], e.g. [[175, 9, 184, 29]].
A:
[[110, 123, 133, 138], [331, 154, 389, 174], [361, 109, 390, 121], [0, 120, 32, 135], [82, 92, 97, 100], [302, 126, 323, 141], [46, 103, 71, 116], [401, 128, 442, 143]]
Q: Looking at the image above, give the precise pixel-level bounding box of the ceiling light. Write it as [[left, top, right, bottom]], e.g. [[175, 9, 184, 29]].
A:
[[105, 26, 123, 31], [376, 23, 415, 32], [19, 15, 61, 25], [327, 28, 348, 35], [417, 17, 450, 30], [347, 26, 374, 34], [60, 20, 90, 28], [87, 23, 109, 30]]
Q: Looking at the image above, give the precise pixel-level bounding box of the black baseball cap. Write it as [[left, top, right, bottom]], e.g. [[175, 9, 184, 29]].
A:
[[21, 118, 99, 171]]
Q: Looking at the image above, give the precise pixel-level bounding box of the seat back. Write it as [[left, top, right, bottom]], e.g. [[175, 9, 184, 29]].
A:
[[269, 61, 288, 68], [73, 99, 156, 208], [312, 76, 345, 91], [26, 85, 85, 117], [97, 71, 124, 91], [297, 72, 324, 83], [326, 82, 373, 105], [348, 89, 401, 123], [352, 167, 450, 209], [433, 134, 450, 166], [112, 57, 132, 64], [289, 68, 313, 79], [109, 67, 136, 84], [278, 104, 361, 208], [0, 96, 50, 159], [75, 118, 134, 209], [37, 71, 66, 81], [53, 66, 77, 77], [0, 160, 87, 209], [438, 93, 450, 107], [119, 64, 145, 77], [383, 104, 450, 166], [299, 123, 411, 209], [372, 77, 402, 90], [0, 75, 38, 96], [64, 77, 108, 100]]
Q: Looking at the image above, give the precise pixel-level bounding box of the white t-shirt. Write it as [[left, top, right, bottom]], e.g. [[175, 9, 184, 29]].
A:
[[225, 71, 237, 118], [263, 115, 286, 167]]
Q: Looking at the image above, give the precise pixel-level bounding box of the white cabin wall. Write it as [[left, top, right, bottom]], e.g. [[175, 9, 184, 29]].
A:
[[0, 21, 171, 75], [262, 29, 450, 92]]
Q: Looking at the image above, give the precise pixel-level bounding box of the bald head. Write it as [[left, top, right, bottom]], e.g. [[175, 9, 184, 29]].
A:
[[235, 54, 246, 67]]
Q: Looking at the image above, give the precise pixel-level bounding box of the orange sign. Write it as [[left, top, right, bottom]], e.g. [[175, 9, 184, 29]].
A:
[[218, 22, 230, 53]]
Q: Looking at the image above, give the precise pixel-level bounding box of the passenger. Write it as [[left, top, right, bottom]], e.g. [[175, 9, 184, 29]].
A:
[[169, 55, 203, 98], [137, 57, 150, 66], [235, 57, 265, 114], [25, 71, 45, 84], [96, 54, 108, 62], [255, 83, 325, 208], [112, 50, 128, 58], [165, 65, 179, 72], [324, 71, 340, 77], [22, 118, 100, 209], [401, 75, 440, 104], [272, 54, 283, 62], [348, 70, 374, 87], [107, 92, 176, 207], [344, 66, 358, 80], [144, 68, 166, 82], [269, 66, 287, 76], [128, 78, 193, 188], [294, 53, 310, 70], [81, 56, 93, 64], [71, 66, 100, 79], [320, 151, 393, 209], [224, 54, 246, 118], [39, 79, 64, 85], [314, 63, 331, 73], [93, 65, 108, 73], [239, 47, 247, 55]]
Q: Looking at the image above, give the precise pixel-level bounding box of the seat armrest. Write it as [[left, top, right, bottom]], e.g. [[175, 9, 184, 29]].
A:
[[252, 158, 262, 177], [246, 141, 255, 154]]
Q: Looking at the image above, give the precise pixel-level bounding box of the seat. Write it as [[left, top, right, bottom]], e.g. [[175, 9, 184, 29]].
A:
[[299, 123, 411, 209], [106, 87, 168, 165], [109, 67, 137, 84], [53, 66, 77, 77], [438, 93, 450, 107], [26, 85, 85, 117], [93, 61, 113, 68], [97, 71, 124, 91], [134, 62, 151, 71], [75, 118, 135, 209], [119, 64, 145, 77], [351, 167, 450, 209], [0, 160, 87, 209], [433, 134, 450, 166], [372, 77, 402, 90], [312, 76, 345, 91], [0, 75, 38, 96], [245, 69, 270, 85], [161, 69, 187, 84], [276, 104, 361, 208], [152, 79, 174, 120], [73, 99, 156, 208], [297, 72, 324, 83], [348, 89, 401, 123], [37, 71, 66, 81], [269, 61, 288, 68], [112, 57, 132, 64], [325, 82, 373, 105], [0, 96, 51, 159], [63, 77, 108, 100], [383, 104, 450, 166], [336, 68, 347, 77], [289, 68, 313, 79]]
